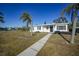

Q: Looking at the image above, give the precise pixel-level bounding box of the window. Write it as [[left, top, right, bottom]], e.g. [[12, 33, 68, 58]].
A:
[[57, 26, 66, 30], [37, 26, 41, 30], [45, 26, 48, 29]]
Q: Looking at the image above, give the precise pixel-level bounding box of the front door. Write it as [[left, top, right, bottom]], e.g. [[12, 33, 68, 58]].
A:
[[50, 26, 53, 32]]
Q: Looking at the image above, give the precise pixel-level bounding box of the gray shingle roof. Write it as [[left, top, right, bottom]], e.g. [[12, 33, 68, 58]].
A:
[[53, 17, 68, 23]]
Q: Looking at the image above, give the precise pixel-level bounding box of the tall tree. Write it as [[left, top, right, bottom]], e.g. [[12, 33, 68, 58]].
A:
[[20, 12, 33, 35], [0, 12, 4, 23], [62, 4, 79, 44], [0, 12, 4, 28]]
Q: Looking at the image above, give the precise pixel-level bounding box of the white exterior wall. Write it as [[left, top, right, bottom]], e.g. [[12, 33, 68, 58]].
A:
[[33, 26, 38, 32], [33, 26, 50, 32], [43, 26, 50, 32], [53, 25, 57, 32], [33, 23, 69, 32]]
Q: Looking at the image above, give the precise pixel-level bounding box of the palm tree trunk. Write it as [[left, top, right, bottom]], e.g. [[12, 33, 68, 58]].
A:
[[71, 17, 77, 44], [30, 22, 33, 36], [27, 21, 29, 28], [0, 23, 1, 28]]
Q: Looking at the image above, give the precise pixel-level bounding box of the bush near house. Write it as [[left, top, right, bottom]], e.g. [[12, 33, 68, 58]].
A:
[[0, 28, 8, 31]]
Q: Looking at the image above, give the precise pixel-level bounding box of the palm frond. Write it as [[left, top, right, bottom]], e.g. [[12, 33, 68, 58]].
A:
[[20, 12, 32, 28], [0, 12, 4, 16], [0, 20, 4, 23], [0, 13, 4, 23], [20, 12, 32, 22], [62, 4, 73, 16]]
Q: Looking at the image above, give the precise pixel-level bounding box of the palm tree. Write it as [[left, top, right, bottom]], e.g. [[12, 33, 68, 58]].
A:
[[20, 12, 33, 35], [0, 12, 4, 28], [62, 4, 79, 44]]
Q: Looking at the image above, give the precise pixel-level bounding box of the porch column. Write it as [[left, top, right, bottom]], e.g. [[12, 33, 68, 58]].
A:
[[54, 25, 57, 32], [66, 25, 68, 31]]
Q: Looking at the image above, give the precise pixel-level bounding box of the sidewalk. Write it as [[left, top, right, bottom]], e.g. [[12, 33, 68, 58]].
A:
[[18, 33, 52, 56]]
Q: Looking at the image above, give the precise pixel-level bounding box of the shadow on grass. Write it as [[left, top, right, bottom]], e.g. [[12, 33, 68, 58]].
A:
[[58, 33, 70, 44]]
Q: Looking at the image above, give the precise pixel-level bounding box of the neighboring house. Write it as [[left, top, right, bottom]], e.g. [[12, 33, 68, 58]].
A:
[[32, 17, 69, 32]]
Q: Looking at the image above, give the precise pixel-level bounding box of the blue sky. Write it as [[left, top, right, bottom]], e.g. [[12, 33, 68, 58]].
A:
[[0, 3, 71, 27]]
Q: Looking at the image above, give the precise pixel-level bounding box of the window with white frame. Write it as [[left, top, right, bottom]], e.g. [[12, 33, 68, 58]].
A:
[[57, 26, 66, 30], [37, 26, 41, 30]]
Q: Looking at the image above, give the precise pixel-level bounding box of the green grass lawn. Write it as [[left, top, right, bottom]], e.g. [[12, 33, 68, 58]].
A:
[[0, 31, 47, 56], [37, 33, 79, 56]]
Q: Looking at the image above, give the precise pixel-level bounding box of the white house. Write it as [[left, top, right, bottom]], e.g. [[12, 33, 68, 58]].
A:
[[32, 17, 69, 33], [32, 23, 69, 33]]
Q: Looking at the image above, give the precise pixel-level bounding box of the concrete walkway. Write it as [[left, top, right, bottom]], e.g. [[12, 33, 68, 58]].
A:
[[18, 33, 52, 56]]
